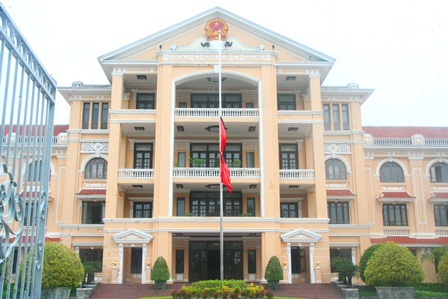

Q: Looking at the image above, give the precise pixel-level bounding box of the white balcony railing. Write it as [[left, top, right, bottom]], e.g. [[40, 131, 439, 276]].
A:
[[175, 108, 259, 118], [118, 169, 154, 178], [2, 136, 59, 144], [279, 169, 315, 180], [436, 228, 448, 236], [173, 167, 261, 178], [373, 138, 412, 146], [383, 228, 410, 236], [426, 138, 448, 146]]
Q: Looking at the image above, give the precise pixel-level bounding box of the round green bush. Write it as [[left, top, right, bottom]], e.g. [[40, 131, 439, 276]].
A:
[[264, 256, 283, 281], [151, 256, 170, 281], [364, 241, 424, 287], [438, 252, 448, 285], [42, 242, 84, 288], [359, 243, 384, 282]]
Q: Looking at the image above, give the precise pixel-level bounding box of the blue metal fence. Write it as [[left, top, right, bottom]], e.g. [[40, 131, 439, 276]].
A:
[[0, 3, 56, 298]]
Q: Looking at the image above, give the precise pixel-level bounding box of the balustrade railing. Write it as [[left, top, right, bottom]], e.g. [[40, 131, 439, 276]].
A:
[[383, 228, 410, 236], [118, 169, 154, 178], [426, 138, 448, 146], [173, 167, 261, 178], [279, 169, 315, 180], [436, 228, 448, 236], [373, 138, 412, 146], [175, 108, 259, 118]]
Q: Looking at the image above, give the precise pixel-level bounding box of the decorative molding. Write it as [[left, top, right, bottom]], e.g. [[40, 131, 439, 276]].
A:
[[324, 143, 350, 154], [81, 142, 109, 153]]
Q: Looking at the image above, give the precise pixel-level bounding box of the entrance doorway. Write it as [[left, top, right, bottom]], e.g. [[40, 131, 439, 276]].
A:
[[189, 241, 243, 282]]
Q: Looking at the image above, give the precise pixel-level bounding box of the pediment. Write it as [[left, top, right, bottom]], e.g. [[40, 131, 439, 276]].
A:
[[281, 228, 322, 244], [98, 7, 334, 72], [112, 228, 153, 244]]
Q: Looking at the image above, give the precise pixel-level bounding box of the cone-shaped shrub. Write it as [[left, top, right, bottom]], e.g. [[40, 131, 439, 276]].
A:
[[364, 242, 424, 287], [151, 256, 170, 281], [264, 256, 283, 281]]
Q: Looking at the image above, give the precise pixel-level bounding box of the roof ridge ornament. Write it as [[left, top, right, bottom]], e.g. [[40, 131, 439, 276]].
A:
[[205, 18, 228, 41]]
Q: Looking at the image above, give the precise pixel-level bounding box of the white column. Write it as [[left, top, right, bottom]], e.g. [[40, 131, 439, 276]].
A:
[[141, 244, 147, 284], [351, 247, 356, 264], [310, 243, 315, 283], [286, 243, 292, 283], [118, 244, 124, 284]]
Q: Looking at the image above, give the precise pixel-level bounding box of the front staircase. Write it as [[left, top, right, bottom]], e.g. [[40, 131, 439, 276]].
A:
[[89, 282, 345, 299]]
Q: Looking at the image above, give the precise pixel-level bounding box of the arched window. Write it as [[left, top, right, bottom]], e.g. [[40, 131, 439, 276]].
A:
[[85, 158, 107, 179], [325, 158, 347, 180], [380, 162, 404, 182], [430, 162, 448, 183]]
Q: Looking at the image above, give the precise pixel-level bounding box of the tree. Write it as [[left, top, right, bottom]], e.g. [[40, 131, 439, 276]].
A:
[[331, 257, 359, 287], [359, 244, 383, 283], [364, 242, 424, 287], [438, 252, 448, 285], [421, 245, 448, 269]]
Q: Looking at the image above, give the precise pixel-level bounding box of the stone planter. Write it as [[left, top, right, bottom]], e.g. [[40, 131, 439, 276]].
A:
[[342, 288, 359, 299], [41, 287, 71, 299], [154, 280, 167, 290], [267, 280, 279, 290], [375, 286, 414, 299]]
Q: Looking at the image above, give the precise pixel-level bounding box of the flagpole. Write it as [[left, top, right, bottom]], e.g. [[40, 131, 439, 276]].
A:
[[218, 30, 224, 282]]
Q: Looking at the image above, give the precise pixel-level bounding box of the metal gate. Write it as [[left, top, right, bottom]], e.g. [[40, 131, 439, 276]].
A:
[[0, 3, 57, 298]]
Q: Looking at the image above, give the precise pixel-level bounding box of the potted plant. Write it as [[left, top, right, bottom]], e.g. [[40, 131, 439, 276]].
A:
[[41, 242, 84, 299], [331, 257, 359, 287], [189, 157, 205, 167], [364, 242, 424, 299], [231, 158, 242, 168], [150, 256, 170, 290], [264, 255, 283, 290]]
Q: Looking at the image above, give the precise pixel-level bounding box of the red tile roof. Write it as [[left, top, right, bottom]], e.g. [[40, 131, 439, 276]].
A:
[[1, 125, 68, 136], [371, 236, 448, 245], [363, 126, 448, 138], [77, 189, 106, 195], [380, 191, 415, 199], [326, 189, 356, 196], [431, 192, 448, 199]]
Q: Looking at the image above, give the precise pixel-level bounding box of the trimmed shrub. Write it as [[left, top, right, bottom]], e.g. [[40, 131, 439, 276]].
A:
[[151, 256, 170, 281], [42, 241, 84, 288], [264, 256, 283, 281], [364, 241, 424, 287], [438, 252, 448, 285], [359, 243, 383, 282]]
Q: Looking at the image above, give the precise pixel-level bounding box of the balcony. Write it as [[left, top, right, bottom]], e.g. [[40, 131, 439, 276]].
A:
[[279, 169, 315, 180], [118, 169, 155, 178], [383, 228, 410, 236], [175, 108, 259, 118], [173, 167, 261, 178]]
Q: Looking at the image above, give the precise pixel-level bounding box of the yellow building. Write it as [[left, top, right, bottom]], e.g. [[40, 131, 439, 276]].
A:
[[17, 7, 448, 285]]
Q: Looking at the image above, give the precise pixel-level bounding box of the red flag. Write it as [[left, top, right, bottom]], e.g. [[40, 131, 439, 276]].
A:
[[220, 155, 232, 192], [220, 117, 226, 153]]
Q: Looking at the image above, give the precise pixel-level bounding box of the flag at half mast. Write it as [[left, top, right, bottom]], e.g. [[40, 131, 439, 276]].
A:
[[219, 117, 232, 192]]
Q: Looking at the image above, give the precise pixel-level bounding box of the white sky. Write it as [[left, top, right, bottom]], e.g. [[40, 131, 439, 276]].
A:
[[2, 0, 447, 127]]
